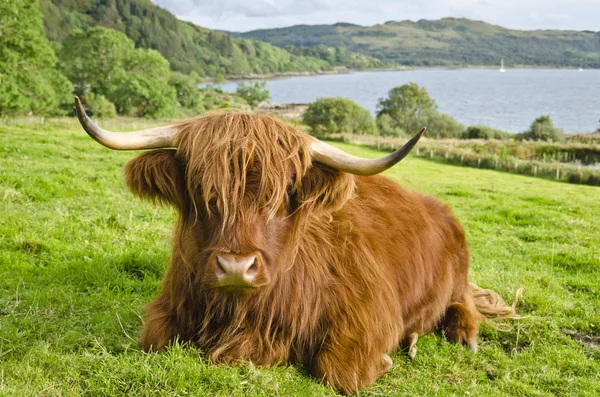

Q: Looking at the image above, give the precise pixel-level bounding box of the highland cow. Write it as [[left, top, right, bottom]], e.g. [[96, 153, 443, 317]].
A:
[[75, 97, 515, 394]]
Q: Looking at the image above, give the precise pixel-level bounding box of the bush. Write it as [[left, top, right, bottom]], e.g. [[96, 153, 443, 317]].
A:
[[420, 109, 464, 139], [236, 81, 270, 109], [462, 125, 513, 140], [516, 115, 564, 142], [303, 97, 376, 137], [80, 93, 116, 118]]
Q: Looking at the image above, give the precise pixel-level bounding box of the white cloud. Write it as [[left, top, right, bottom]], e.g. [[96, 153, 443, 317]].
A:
[[151, 0, 600, 32]]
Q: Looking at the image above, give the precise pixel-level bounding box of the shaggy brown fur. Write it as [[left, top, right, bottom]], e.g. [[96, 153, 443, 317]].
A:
[[122, 111, 516, 394]]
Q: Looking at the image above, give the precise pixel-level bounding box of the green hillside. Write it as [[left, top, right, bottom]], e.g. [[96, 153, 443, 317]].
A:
[[232, 18, 600, 68], [40, 0, 330, 77], [282, 44, 391, 69]]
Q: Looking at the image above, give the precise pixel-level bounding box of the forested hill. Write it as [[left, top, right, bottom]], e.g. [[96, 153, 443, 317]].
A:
[[39, 0, 331, 77], [231, 18, 600, 68]]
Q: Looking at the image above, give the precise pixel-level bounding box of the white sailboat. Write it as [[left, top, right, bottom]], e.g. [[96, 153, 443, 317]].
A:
[[578, 63, 584, 72], [499, 59, 506, 73]]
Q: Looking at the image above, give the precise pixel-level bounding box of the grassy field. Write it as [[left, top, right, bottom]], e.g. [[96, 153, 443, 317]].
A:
[[1, 119, 599, 396]]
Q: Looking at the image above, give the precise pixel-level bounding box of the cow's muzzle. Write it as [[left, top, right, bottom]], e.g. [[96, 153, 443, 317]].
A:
[[204, 251, 270, 290]]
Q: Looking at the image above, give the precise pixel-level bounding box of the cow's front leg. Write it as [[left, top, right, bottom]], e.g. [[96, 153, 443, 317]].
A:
[[311, 343, 392, 395], [139, 293, 181, 352]]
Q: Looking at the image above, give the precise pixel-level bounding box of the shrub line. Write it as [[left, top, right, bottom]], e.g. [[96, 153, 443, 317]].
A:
[[332, 134, 600, 186]]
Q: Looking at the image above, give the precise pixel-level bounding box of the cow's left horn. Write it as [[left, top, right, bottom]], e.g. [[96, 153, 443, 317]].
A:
[[310, 127, 426, 176], [74, 96, 178, 150]]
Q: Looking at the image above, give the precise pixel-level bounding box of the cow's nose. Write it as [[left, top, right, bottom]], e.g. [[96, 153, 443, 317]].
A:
[[215, 254, 258, 287]]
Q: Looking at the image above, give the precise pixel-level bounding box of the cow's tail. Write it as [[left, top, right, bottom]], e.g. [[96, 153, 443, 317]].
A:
[[469, 283, 523, 320]]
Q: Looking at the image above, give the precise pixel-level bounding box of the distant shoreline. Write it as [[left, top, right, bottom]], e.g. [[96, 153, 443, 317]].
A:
[[222, 69, 349, 82], [209, 66, 411, 82], [214, 65, 594, 82]]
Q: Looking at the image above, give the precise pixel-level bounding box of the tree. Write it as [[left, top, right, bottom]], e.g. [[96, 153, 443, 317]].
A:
[[107, 49, 177, 118], [169, 72, 203, 109], [376, 83, 437, 135], [58, 27, 177, 118], [376, 114, 405, 137], [516, 115, 564, 142], [58, 27, 134, 97], [0, 0, 72, 115], [213, 73, 227, 87], [302, 97, 376, 137], [236, 81, 271, 109], [40, 0, 338, 77]]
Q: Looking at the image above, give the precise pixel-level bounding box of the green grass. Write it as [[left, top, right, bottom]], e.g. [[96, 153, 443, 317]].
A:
[[1, 120, 599, 396]]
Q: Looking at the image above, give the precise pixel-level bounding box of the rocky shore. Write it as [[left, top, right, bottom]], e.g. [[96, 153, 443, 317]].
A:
[[219, 68, 349, 82], [255, 102, 308, 120]]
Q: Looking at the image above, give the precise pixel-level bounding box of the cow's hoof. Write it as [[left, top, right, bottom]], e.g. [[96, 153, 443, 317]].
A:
[[382, 354, 393, 370], [407, 332, 418, 359], [378, 353, 393, 378], [469, 340, 478, 352]]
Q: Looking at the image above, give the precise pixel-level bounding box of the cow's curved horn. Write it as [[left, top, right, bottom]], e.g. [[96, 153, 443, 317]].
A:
[[74, 96, 177, 150], [310, 127, 426, 176]]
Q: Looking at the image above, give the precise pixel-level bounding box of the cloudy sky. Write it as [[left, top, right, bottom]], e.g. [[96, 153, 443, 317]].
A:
[[151, 0, 598, 32]]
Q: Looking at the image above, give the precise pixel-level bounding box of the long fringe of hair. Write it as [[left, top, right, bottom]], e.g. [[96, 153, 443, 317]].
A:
[[173, 111, 312, 229]]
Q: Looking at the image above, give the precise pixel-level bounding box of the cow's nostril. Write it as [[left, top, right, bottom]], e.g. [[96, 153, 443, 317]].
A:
[[246, 261, 258, 278], [215, 257, 226, 277]]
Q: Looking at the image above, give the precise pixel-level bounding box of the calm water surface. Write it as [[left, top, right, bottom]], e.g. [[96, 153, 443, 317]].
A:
[[223, 69, 600, 133]]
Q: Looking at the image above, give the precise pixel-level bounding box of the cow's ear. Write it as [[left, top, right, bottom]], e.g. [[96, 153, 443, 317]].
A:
[[125, 149, 186, 208], [296, 163, 355, 215]]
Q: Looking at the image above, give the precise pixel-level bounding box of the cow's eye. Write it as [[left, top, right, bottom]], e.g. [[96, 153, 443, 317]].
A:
[[207, 198, 219, 215], [286, 188, 299, 214]]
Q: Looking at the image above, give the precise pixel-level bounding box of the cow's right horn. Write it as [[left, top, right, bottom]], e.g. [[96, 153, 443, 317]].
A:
[[74, 96, 178, 150], [310, 127, 426, 176]]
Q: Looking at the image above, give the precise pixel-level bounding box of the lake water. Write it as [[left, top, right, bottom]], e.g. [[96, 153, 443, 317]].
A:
[[222, 69, 600, 134]]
